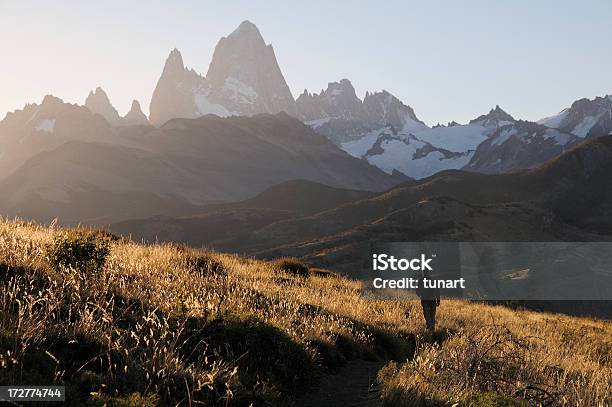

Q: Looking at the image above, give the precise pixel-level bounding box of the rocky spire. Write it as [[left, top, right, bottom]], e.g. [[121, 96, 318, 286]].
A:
[[149, 48, 207, 126], [85, 87, 122, 125], [469, 105, 515, 126], [162, 48, 185, 76], [205, 20, 296, 116], [123, 100, 149, 126]]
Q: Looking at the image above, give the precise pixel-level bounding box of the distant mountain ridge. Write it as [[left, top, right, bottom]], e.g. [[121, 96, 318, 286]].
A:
[[72, 21, 612, 181], [0, 97, 405, 224], [296, 79, 427, 139]]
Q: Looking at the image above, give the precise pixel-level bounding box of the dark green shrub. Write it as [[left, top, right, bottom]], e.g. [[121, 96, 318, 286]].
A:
[[186, 251, 226, 277], [47, 231, 111, 273], [273, 257, 309, 277]]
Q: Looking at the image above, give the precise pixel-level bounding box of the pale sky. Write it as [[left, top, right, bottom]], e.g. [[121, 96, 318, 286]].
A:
[[1, 0, 611, 125]]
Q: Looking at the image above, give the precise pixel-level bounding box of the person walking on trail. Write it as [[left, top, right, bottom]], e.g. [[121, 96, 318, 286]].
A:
[[416, 269, 440, 331]]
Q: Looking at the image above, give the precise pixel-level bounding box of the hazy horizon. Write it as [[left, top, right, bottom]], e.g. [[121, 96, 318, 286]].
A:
[[2, 0, 611, 125]]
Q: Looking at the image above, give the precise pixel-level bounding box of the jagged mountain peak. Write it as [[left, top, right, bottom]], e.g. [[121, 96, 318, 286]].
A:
[[123, 99, 149, 126], [228, 20, 264, 41], [162, 48, 186, 76], [469, 105, 515, 126], [363, 89, 425, 129], [85, 87, 121, 125], [87, 86, 111, 102], [41, 94, 66, 108], [295, 78, 362, 122], [207, 21, 272, 85], [296, 79, 426, 133], [130, 99, 141, 111], [327, 78, 356, 95], [150, 21, 296, 125], [363, 89, 398, 105], [488, 105, 514, 120], [204, 20, 296, 116]]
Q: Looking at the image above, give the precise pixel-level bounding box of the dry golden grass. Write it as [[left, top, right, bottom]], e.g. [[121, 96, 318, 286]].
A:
[[0, 218, 610, 406]]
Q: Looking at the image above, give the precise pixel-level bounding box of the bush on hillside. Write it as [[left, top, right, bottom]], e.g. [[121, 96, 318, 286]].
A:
[[273, 257, 310, 277], [185, 251, 226, 277], [47, 230, 111, 274]]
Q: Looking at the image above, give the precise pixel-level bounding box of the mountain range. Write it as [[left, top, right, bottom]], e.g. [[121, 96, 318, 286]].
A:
[[89, 20, 611, 179], [1, 19, 611, 228]]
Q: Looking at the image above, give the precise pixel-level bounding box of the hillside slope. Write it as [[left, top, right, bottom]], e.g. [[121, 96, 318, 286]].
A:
[[114, 136, 612, 274], [248, 135, 612, 263], [0, 219, 609, 406], [111, 180, 375, 249]]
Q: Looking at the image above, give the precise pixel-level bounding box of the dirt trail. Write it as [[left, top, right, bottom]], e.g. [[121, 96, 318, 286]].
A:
[[294, 360, 385, 407]]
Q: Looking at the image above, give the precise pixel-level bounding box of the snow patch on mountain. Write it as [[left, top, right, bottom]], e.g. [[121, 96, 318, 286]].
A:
[[412, 123, 489, 151], [341, 128, 392, 158], [364, 134, 474, 179], [537, 109, 569, 128], [543, 129, 572, 145], [35, 119, 56, 133], [572, 115, 600, 138], [537, 95, 612, 139], [305, 117, 333, 129], [224, 77, 258, 104], [326, 105, 516, 179], [194, 92, 234, 117]]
